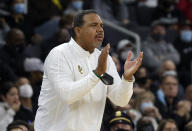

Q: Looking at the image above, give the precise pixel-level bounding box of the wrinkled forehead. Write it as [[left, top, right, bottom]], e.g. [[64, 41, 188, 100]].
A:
[[82, 13, 103, 25]]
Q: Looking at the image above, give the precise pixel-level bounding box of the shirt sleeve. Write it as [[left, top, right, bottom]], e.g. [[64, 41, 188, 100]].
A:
[[106, 56, 133, 107], [44, 48, 100, 105]]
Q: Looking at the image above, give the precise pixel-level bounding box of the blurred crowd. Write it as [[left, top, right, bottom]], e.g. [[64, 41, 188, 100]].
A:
[[0, 0, 192, 131]]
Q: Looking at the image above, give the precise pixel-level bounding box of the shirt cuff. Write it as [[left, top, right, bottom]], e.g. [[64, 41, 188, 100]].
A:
[[90, 71, 100, 83], [122, 75, 135, 83]]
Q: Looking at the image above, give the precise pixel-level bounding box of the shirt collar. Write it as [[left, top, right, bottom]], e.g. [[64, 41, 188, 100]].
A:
[[69, 38, 92, 57]]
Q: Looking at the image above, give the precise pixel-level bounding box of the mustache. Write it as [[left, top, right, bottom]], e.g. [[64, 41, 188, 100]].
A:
[[96, 33, 104, 37]]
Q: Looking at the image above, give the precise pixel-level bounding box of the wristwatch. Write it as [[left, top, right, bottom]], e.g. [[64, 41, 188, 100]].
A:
[[93, 70, 113, 85]]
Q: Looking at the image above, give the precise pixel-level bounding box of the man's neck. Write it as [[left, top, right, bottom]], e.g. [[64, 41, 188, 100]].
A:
[[74, 38, 94, 53]]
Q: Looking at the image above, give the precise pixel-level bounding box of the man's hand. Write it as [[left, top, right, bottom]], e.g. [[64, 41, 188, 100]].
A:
[[123, 51, 143, 80], [95, 44, 110, 76]]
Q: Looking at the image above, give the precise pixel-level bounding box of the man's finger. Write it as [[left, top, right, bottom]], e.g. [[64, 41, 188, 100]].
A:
[[126, 51, 132, 62], [136, 52, 143, 66]]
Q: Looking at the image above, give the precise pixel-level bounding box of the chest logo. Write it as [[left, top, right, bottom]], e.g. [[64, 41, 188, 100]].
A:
[[78, 65, 83, 74]]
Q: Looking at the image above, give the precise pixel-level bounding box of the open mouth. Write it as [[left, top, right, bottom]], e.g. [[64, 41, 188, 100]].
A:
[[96, 35, 104, 41]]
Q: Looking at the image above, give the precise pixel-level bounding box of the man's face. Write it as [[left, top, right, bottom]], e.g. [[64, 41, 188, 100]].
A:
[[161, 76, 178, 98], [8, 30, 25, 47], [76, 13, 104, 52], [3, 87, 19, 106], [152, 25, 166, 35], [110, 123, 133, 131], [163, 122, 177, 131]]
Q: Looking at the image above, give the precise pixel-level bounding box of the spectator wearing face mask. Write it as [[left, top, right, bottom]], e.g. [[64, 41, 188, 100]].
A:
[[0, 82, 21, 131], [134, 66, 152, 96], [5, 0, 35, 42], [142, 23, 180, 72], [64, 0, 84, 15], [174, 20, 192, 87], [24, 57, 44, 115], [134, 91, 161, 130], [14, 77, 34, 123], [117, 39, 136, 75]]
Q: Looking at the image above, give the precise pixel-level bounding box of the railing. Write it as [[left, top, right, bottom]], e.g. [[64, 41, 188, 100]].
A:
[[102, 19, 141, 56]]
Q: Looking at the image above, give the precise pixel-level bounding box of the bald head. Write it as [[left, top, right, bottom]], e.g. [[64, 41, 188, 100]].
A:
[[6, 28, 25, 46], [160, 60, 176, 73]]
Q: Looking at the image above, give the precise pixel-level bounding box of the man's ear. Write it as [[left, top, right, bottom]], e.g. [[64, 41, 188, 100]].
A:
[[74, 27, 81, 38]]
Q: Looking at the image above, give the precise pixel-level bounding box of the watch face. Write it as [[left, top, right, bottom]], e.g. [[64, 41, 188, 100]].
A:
[[101, 73, 113, 85]]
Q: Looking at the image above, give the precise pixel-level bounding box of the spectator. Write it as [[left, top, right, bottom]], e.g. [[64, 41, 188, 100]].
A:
[[174, 20, 192, 87], [116, 103, 142, 128], [157, 119, 178, 131], [134, 66, 152, 96], [0, 28, 27, 77], [137, 116, 155, 131], [24, 58, 44, 114], [155, 74, 180, 118], [117, 39, 136, 74], [108, 110, 134, 131], [134, 91, 161, 130], [150, 60, 185, 99], [0, 82, 20, 131], [142, 24, 180, 72], [7, 120, 30, 131], [16, 77, 33, 110], [5, 0, 35, 42], [14, 77, 34, 122]]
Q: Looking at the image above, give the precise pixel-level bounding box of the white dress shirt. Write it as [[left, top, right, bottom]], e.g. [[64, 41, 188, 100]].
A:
[[34, 38, 133, 131]]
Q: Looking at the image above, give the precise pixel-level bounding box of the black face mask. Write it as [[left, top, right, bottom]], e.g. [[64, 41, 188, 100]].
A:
[[136, 77, 148, 85], [151, 33, 165, 41], [14, 44, 25, 53]]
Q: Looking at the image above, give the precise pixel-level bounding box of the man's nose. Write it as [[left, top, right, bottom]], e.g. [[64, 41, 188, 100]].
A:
[[97, 26, 104, 32]]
